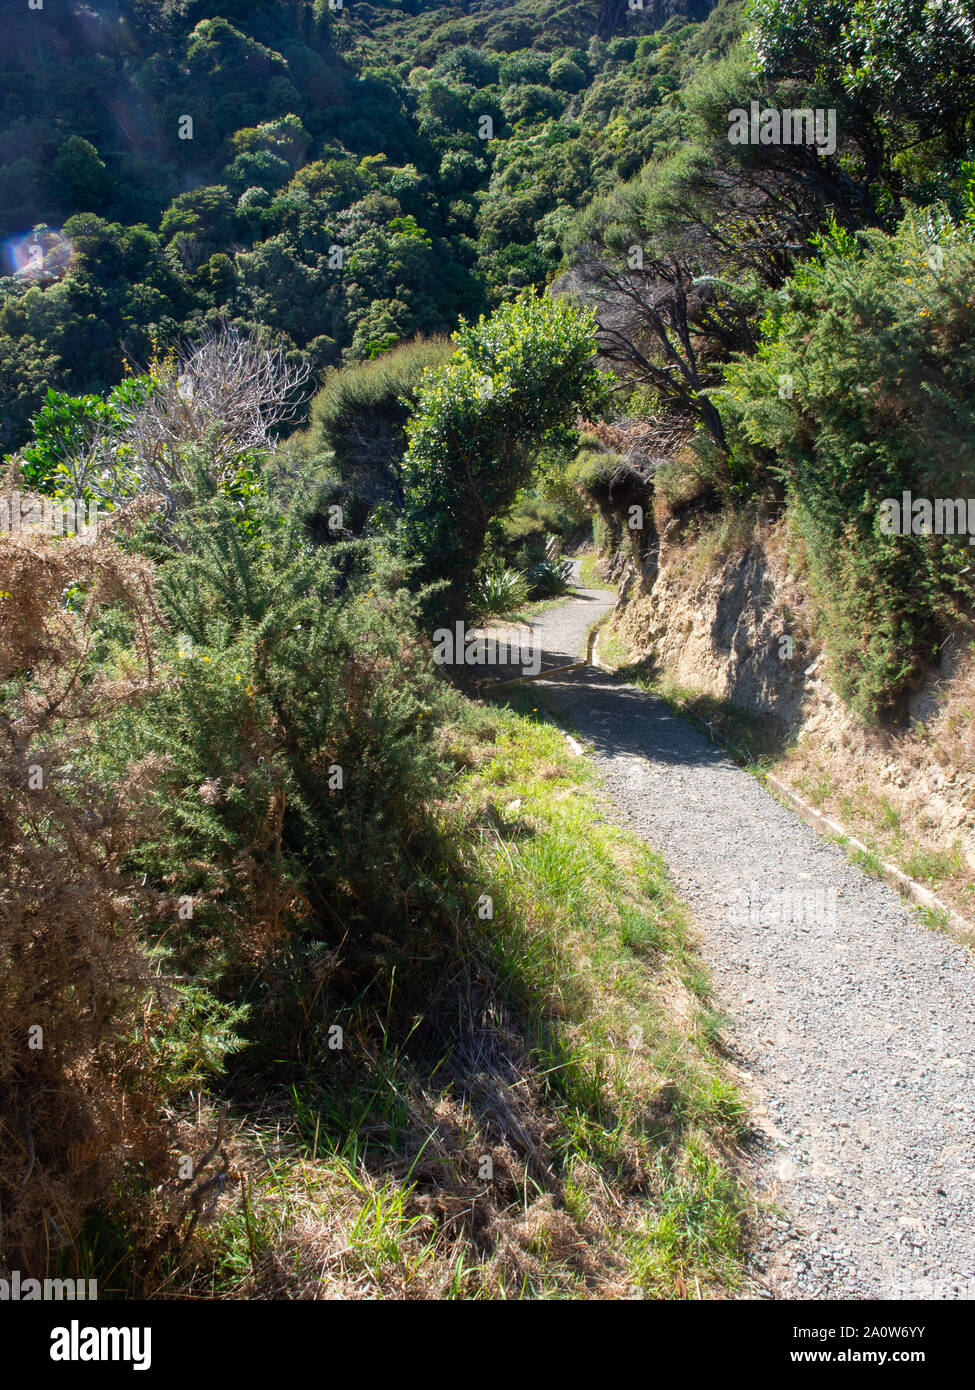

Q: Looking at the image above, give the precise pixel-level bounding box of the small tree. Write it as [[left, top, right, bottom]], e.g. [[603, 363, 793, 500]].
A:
[[51, 136, 111, 212], [20, 327, 312, 515], [749, 0, 975, 161], [401, 290, 608, 626]]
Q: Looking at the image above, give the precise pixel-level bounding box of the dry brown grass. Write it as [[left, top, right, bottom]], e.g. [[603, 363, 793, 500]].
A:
[[779, 640, 975, 922], [160, 1072, 638, 1300]]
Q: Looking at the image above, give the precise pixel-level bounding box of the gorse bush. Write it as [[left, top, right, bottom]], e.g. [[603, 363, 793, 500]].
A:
[[0, 444, 472, 1279], [110, 459, 459, 1059], [717, 210, 975, 717]]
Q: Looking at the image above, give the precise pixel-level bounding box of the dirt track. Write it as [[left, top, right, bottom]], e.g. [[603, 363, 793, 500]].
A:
[[524, 568, 975, 1300]]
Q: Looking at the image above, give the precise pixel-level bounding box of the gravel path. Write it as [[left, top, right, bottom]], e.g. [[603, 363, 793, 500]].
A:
[[526, 567, 975, 1301]]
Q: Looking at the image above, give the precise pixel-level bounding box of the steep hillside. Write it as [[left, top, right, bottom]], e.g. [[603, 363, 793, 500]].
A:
[[0, 0, 732, 449]]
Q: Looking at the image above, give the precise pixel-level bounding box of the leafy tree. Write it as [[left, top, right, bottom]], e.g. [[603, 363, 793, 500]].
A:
[[501, 84, 568, 126], [437, 149, 485, 192], [50, 136, 112, 213], [160, 187, 239, 272], [431, 46, 501, 88], [223, 150, 292, 196], [499, 52, 552, 87], [549, 56, 588, 93], [285, 158, 368, 215], [228, 113, 311, 169], [749, 0, 975, 155], [402, 290, 608, 625], [184, 18, 299, 139]]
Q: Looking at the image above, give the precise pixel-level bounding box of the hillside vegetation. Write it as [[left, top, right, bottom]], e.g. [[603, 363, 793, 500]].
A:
[[2, 0, 974, 1298]]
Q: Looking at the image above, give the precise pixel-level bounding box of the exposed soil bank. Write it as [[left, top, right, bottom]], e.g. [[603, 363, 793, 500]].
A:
[[605, 527, 975, 923]]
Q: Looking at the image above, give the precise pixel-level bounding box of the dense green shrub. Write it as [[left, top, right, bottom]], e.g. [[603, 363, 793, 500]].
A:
[[717, 211, 975, 716], [121, 466, 457, 1047], [290, 336, 452, 534], [402, 290, 607, 627], [20, 378, 153, 496]]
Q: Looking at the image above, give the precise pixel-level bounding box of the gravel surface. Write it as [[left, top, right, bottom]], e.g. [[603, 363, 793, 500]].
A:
[[525, 568, 975, 1301]]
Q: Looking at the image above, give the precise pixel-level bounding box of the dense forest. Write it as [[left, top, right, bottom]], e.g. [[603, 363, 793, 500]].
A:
[[0, 0, 741, 443], [2, 0, 975, 1304]]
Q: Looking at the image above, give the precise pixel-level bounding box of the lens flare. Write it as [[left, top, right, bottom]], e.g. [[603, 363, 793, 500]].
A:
[[3, 228, 73, 280]]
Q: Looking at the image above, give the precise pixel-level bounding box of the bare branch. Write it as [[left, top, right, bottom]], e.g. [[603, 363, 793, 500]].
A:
[[120, 325, 312, 511]]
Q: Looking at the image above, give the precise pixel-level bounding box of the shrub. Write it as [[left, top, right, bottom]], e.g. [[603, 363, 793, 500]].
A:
[[291, 336, 452, 534], [525, 557, 573, 597], [402, 289, 607, 627], [113, 460, 458, 1056], [501, 84, 568, 125], [716, 210, 975, 717], [470, 564, 529, 617], [20, 378, 152, 498], [548, 57, 587, 93], [0, 528, 237, 1276]]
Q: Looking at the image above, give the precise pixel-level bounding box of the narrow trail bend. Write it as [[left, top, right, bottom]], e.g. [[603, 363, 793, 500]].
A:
[[515, 566, 975, 1300]]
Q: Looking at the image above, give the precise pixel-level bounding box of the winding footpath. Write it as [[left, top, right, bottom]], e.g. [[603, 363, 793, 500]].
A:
[[519, 567, 975, 1300]]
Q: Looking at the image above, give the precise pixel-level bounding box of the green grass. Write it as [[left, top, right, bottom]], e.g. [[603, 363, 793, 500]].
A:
[[577, 552, 615, 590], [915, 904, 954, 935], [902, 841, 963, 885], [452, 688, 753, 1295], [847, 844, 885, 877], [153, 689, 753, 1301]]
